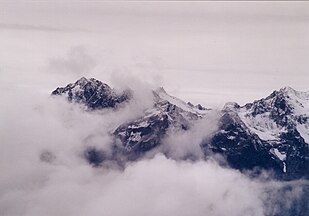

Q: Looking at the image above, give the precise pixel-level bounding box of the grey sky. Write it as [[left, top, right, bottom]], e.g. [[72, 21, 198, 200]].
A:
[[0, 1, 309, 107]]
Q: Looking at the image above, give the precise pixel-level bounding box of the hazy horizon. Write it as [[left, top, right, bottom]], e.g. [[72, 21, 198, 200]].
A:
[[1, 1, 309, 107]]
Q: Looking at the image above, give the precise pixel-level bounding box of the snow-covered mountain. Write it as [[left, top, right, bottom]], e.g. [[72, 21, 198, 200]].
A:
[[114, 87, 209, 160], [204, 87, 309, 179], [52, 78, 309, 180], [52, 77, 209, 164], [52, 77, 130, 109]]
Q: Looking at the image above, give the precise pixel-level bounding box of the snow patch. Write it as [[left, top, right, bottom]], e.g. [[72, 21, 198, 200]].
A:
[[239, 111, 284, 141], [283, 162, 287, 173], [155, 88, 208, 116], [297, 124, 309, 144], [272, 148, 286, 161], [128, 121, 150, 129]]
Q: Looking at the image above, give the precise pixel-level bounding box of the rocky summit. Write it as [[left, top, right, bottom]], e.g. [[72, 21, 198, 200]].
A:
[[52, 77, 130, 109], [203, 87, 309, 180]]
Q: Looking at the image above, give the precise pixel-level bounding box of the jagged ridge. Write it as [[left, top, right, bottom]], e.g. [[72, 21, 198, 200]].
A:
[[51, 79, 309, 180], [204, 87, 309, 179], [113, 87, 209, 160], [52, 77, 130, 109]]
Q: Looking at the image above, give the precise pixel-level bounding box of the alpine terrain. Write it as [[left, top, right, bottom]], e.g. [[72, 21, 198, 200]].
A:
[[52, 78, 309, 181]]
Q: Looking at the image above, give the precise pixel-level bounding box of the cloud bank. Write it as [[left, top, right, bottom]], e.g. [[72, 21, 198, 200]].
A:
[[0, 80, 307, 216]]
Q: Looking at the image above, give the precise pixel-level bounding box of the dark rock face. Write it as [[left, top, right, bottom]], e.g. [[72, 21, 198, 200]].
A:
[[114, 113, 169, 155], [204, 111, 282, 174], [203, 87, 309, 180], [52, 77, 130, 109], [281, 130, 309, 179]]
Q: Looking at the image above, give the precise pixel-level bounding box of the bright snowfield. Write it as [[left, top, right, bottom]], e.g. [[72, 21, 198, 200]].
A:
[[1, 1, 309, 216]]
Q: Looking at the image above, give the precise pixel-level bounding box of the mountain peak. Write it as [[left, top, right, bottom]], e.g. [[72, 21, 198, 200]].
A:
[[74, 76, 90, 85], [279, 86, 297, 95], [280, 86, 295, 91], [269, 86, 309, 103], [153, 87, 208, 117], [52, 77, 130, 109], [156, 87, 167, 94], [76, 76, 88, 82], [223, 102, 240, 111]]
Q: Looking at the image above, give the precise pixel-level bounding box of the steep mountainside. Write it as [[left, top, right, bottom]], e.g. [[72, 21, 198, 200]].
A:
[[114, 87, 209, 160], [204, 87, 309, 179], [52, 78, 309, 180], [52, 78, 208, 163], [52, 77, 130, 109]]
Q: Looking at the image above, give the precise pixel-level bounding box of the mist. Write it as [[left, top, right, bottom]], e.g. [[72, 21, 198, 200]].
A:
[[0, 77, 307, 216], [1, 1, 309, 215]]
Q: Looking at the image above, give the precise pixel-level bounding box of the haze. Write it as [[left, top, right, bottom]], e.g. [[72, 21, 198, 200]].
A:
[[1, 1, 309, 107]]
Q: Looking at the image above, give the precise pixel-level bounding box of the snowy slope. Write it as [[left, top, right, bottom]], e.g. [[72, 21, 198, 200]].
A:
[[207, 87, 309, 179], [154, 87, 208, 117], [239, 87, 309, 144], [114, 87, 210, 158]]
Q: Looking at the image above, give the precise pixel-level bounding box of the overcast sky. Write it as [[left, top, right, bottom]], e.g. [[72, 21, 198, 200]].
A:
[[1, 1, 309, 107]]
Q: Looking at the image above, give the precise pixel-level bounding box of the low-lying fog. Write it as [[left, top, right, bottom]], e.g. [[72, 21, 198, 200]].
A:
[[1, 83, 308, 216]]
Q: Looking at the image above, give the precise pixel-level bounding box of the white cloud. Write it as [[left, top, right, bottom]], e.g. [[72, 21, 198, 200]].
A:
[[155, 110, 221, 160], [0, 80, 307, 216]]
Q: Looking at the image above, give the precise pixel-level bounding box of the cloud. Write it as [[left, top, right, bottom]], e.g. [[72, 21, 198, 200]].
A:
[[0, 78, 308, 216], [48, 46, 97, 76], [151, 110, 221, 160]]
